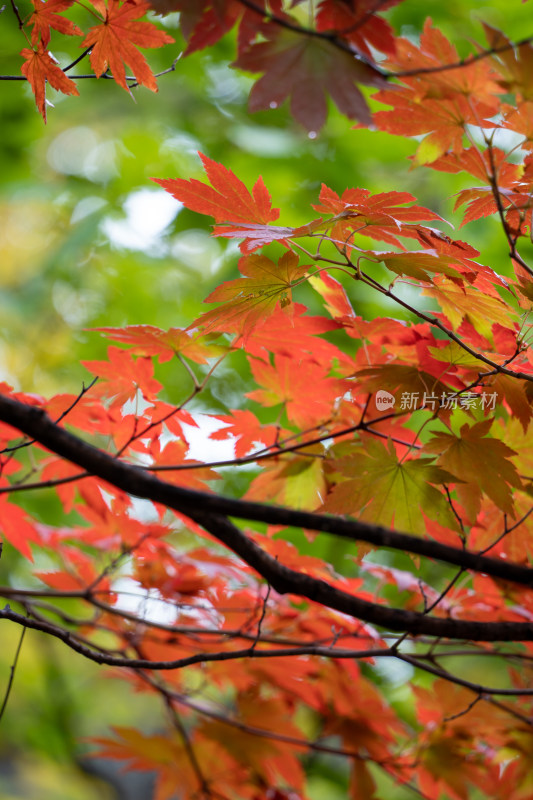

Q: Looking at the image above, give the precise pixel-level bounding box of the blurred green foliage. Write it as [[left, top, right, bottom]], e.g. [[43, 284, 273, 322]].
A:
[[0, 0, 531, 797]]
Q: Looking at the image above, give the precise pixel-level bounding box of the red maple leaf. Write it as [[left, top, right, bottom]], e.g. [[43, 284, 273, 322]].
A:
[[235, 28, 388, 132], [27, 0, 83, 46], [181, 0, 241, 54], [0, 493, 40, 559], [21, 44, 79, 122], [154, 152, 279, 225], [247, 353, 348, 428], [313, 184, 446, 248], [316, 0, 400, 58], [213, 218, 325, 254], [209, 409, 279, 458], [82, 0, 174, 91]]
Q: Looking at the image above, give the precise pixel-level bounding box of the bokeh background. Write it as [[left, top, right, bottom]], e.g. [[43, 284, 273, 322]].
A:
[[1, 1, 532, 797]]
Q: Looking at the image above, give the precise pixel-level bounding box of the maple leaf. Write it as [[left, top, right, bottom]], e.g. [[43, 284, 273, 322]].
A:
[[413, 681, 512, 800], [234, 28, 388, 132], [430, 146, 520, 187], [40, 458, 87, 513], [27, 0, 83, 46], [451, 180, 533, 231], [312, 184, 447, 249], [242, 303, 346, 366], [209, 409, 279, 458], [82, 0, 174, 92], [190, 251, 308, 340], [424, 278, 516, 340], [355, 363, 454, 410], [92, 725, 253, 798], [322, 437, 459, 535], [154, 152, 279, 225], [94, 324, 216, 364], [146, 0, 210, 35], [166, 561, 212, 595], [372, 90, 498, 166], [349, 758, 378, 800], [0, 493, 40, 559], [247, 353, 348, 429], [309, 271, 356, 321], [502, 101, 533, 149], [90, 728, 202, 800], [388, 19, 501, 102], [482, 23, 533, 102], [316, 0, 400, 58], [490, 373, 533, 432], [423, 419, 522, 521], [246, 454, 327, 511], [199, 694, 306, 790], [149, 438, 220, 492], [181, 0, 241, 54], [370, 19, 503, 165], [375, 250, 462, 282], [35, 548, 111, 591], [20, 44, 79, 122], [82, 346, 163, 408], [45, 394, 114, 435], [214, 217, 326, 254]]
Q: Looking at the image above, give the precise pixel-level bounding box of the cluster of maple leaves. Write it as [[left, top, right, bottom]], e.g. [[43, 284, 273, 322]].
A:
[[5, 2, 533, 800], [18, 0, 398, 125]]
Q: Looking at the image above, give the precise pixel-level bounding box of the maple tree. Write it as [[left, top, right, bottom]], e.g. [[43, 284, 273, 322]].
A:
[[4, 1, 533, 798]]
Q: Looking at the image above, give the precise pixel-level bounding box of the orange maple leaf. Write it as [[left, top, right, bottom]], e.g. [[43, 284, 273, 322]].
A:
[[27, 0, 83, 47], [191, 251, 308, 340], [94, 324, 216, 364], [82, 0, 174, 92], [154, 152, 279, 225], [21, 44, 79, 122]]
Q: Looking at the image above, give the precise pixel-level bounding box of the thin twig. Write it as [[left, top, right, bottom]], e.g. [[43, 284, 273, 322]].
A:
[[0, 622, 26, 724]]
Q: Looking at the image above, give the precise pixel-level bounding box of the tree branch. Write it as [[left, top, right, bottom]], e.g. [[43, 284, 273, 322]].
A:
[[0, 394, 532, 590], [1, 396, 533, 641]]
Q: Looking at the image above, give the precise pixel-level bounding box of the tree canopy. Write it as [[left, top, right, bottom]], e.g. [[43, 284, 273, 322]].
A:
[[2, 2, 533, 799]]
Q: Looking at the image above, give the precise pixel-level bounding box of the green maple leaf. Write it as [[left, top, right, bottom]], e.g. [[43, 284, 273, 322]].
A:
[[323, 438, 458, 535], [423, 419, 522, 521]]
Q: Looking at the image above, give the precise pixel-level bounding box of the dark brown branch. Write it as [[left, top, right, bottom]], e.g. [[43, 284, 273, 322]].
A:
[[139, 665, 216, 799], [392, 34, 533, 79], [4, 603, 533, 683], [0, 394, 532, 592], [1, 376, 97, 457], [357, 266, 533, 383], [189, 511, 533, 641], [63, 47, 93, 72], [1, 403, 533, 642], [484, 137, 533, 279], [235, 0, 387, 69]]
